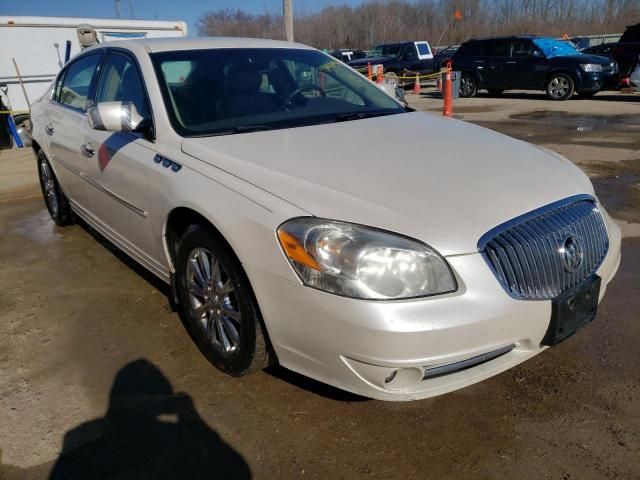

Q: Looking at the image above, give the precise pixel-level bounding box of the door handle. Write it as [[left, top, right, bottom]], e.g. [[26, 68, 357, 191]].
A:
[[506, 60, 517, 64], [45, 124, 55, 136], [80, 143, 95, 158], [474, 60, 484, 63]]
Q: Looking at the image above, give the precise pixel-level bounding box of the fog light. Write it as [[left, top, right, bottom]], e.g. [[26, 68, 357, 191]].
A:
[[384, 367, 423, 390]]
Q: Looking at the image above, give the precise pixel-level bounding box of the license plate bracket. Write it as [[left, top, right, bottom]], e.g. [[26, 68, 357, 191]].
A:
[[542, 275, 601, 346]]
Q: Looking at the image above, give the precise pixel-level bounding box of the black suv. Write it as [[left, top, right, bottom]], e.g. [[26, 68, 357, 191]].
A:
[[452, 36, 617, 100], [613, 23, 640, 78]]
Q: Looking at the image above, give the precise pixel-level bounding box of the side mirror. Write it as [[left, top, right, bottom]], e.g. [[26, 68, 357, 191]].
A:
[[87, 101, 148, 133], [532, 50, 544, 58]]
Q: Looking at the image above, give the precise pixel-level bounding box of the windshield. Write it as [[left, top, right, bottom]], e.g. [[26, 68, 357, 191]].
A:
[[151, 48, 405, 137], [532, 38, 580, 58], [368, 44, 402, 58]]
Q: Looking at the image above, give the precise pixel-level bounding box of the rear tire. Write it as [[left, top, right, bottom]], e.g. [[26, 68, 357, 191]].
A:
[[36, 150, 75, 226], [546, 73, 575, 100], [175, 225, 271, 377], [459, 73, 478, 98]]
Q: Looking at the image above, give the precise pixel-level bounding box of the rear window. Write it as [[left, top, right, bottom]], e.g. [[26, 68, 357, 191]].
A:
[[484, 40, 510, 57]]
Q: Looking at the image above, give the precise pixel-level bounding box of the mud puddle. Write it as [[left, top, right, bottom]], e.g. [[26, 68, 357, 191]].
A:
[[581, 159, 640, 224], [510, 111, 640, 132], [475, 111, 640, 151]]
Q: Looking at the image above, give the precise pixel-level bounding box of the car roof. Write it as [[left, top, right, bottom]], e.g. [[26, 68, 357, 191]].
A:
[[466, 35, 541, 42], [87, 36, 315, 53]]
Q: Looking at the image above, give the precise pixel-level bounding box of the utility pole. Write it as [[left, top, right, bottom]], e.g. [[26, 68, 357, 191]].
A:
[[283, 0, 294, 41]]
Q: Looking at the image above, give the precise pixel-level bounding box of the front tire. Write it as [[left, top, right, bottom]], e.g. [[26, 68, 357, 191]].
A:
[[546, 73, 575, 100], [36, 151, 75, 226], [459, 73, 478, 98], [175, 225, 270, 376]]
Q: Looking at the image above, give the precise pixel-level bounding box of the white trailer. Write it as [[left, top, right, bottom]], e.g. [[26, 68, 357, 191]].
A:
[[0, 16, 187, 123]]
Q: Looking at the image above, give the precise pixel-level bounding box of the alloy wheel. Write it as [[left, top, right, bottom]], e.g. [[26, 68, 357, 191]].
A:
[[186, 247, 241, 355], [39, 158, 59, 217], [549, 76, 570, 99]]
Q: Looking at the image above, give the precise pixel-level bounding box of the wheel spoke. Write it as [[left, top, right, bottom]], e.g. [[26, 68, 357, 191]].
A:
[[211, 258, 222, 288], [221, 304, 241, 322], [193, 302, 208, 319], [198, 250, 211, 284], [215, 318, 232, 351], [190, 256, 207, 288], [221, 316, 239, 346], [189, 280, 206, 299], [218, 279, 233, 296]]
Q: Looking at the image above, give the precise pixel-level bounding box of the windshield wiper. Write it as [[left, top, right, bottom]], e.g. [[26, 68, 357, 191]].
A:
[[209, 125, 273, 137], [334, 111, 401, 122]]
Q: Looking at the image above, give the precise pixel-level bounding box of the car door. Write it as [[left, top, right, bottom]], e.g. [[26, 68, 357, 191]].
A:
[[42, 52, 102, 211], [80, 49, 160, 262], [505, 39, 548, 89], [482, 40, 510, 88]]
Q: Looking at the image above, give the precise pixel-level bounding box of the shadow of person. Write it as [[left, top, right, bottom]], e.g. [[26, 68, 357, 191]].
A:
[[49, 359, 251, 480]]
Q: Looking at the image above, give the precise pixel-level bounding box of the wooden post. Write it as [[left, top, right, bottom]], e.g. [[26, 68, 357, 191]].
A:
[[283, 0, 294, 41]]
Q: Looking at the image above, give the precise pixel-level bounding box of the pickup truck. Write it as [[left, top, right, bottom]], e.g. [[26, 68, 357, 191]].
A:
[[347, 41, 434, 88]]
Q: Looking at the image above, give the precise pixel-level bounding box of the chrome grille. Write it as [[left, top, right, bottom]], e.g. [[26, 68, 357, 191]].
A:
[[478, 196, 609, 300]]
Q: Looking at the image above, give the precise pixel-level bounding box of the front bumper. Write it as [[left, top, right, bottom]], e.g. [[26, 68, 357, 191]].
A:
[[576, 71, 618, 91], [246, 215, 621, 401]]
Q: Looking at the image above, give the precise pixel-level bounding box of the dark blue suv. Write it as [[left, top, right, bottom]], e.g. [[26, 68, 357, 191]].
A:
[[452, 36, 617, 100]]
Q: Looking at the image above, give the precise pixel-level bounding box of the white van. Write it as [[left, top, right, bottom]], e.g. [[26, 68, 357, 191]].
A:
[[0, 16, 187, 129]]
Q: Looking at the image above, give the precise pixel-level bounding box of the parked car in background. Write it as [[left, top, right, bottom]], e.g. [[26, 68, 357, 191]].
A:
[[581, 42, 617, 59], [433, 45, 459, 68], [31, 37, 620, 401], [347, 41, 434, 88], [613, 23, 640, 78], [329, 48, 366, 63], [452, 36, 618, 100]]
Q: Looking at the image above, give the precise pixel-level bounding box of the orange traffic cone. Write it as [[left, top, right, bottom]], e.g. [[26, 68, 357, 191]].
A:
[[413, 74, 421, 94], [376, 65, 384, 84]]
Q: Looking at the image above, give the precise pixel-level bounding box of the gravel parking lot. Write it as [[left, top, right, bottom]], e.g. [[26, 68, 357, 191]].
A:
[[1, 90, 639, 479]]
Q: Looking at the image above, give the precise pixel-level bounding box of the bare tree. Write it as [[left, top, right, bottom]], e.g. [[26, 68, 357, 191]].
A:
[[197, 0, 640, 49]]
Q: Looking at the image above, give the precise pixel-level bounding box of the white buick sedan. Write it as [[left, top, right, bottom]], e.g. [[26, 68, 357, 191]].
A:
[[31, 38, 621, 401]]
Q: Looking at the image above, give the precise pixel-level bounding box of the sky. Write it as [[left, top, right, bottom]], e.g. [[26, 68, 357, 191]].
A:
[[0, 0, 366, 36]]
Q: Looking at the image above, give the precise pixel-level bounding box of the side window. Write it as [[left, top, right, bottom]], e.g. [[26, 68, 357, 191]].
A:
[[485, 40, 509, 57], [52, 71, 65, 101], [95, 52, 148, 119], [404, 45, 417, 60], [457, 42, 484, 57], [511, 40, 533, 58], [58, 54, 101, 110]]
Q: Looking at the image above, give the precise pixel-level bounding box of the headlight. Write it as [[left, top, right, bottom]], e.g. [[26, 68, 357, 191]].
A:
[[277, 218, 457, 300], [581, 63, 603, 72]]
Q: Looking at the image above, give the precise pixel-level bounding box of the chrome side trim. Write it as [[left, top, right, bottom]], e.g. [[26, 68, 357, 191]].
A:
[[69, 199, 170, 283], [423, 344, 516, 380], [53, 157, 148, 218]]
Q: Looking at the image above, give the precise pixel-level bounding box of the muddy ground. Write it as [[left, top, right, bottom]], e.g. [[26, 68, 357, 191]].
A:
[[1, 90, 639, 479]]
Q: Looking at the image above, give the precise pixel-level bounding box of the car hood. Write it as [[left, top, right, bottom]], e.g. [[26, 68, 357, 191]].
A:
[[181, 112, 594, 256], [553, 53, 613, 64]]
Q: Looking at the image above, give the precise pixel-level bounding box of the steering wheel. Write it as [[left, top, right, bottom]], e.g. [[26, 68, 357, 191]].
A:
[[282, 85, 326, 108]]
